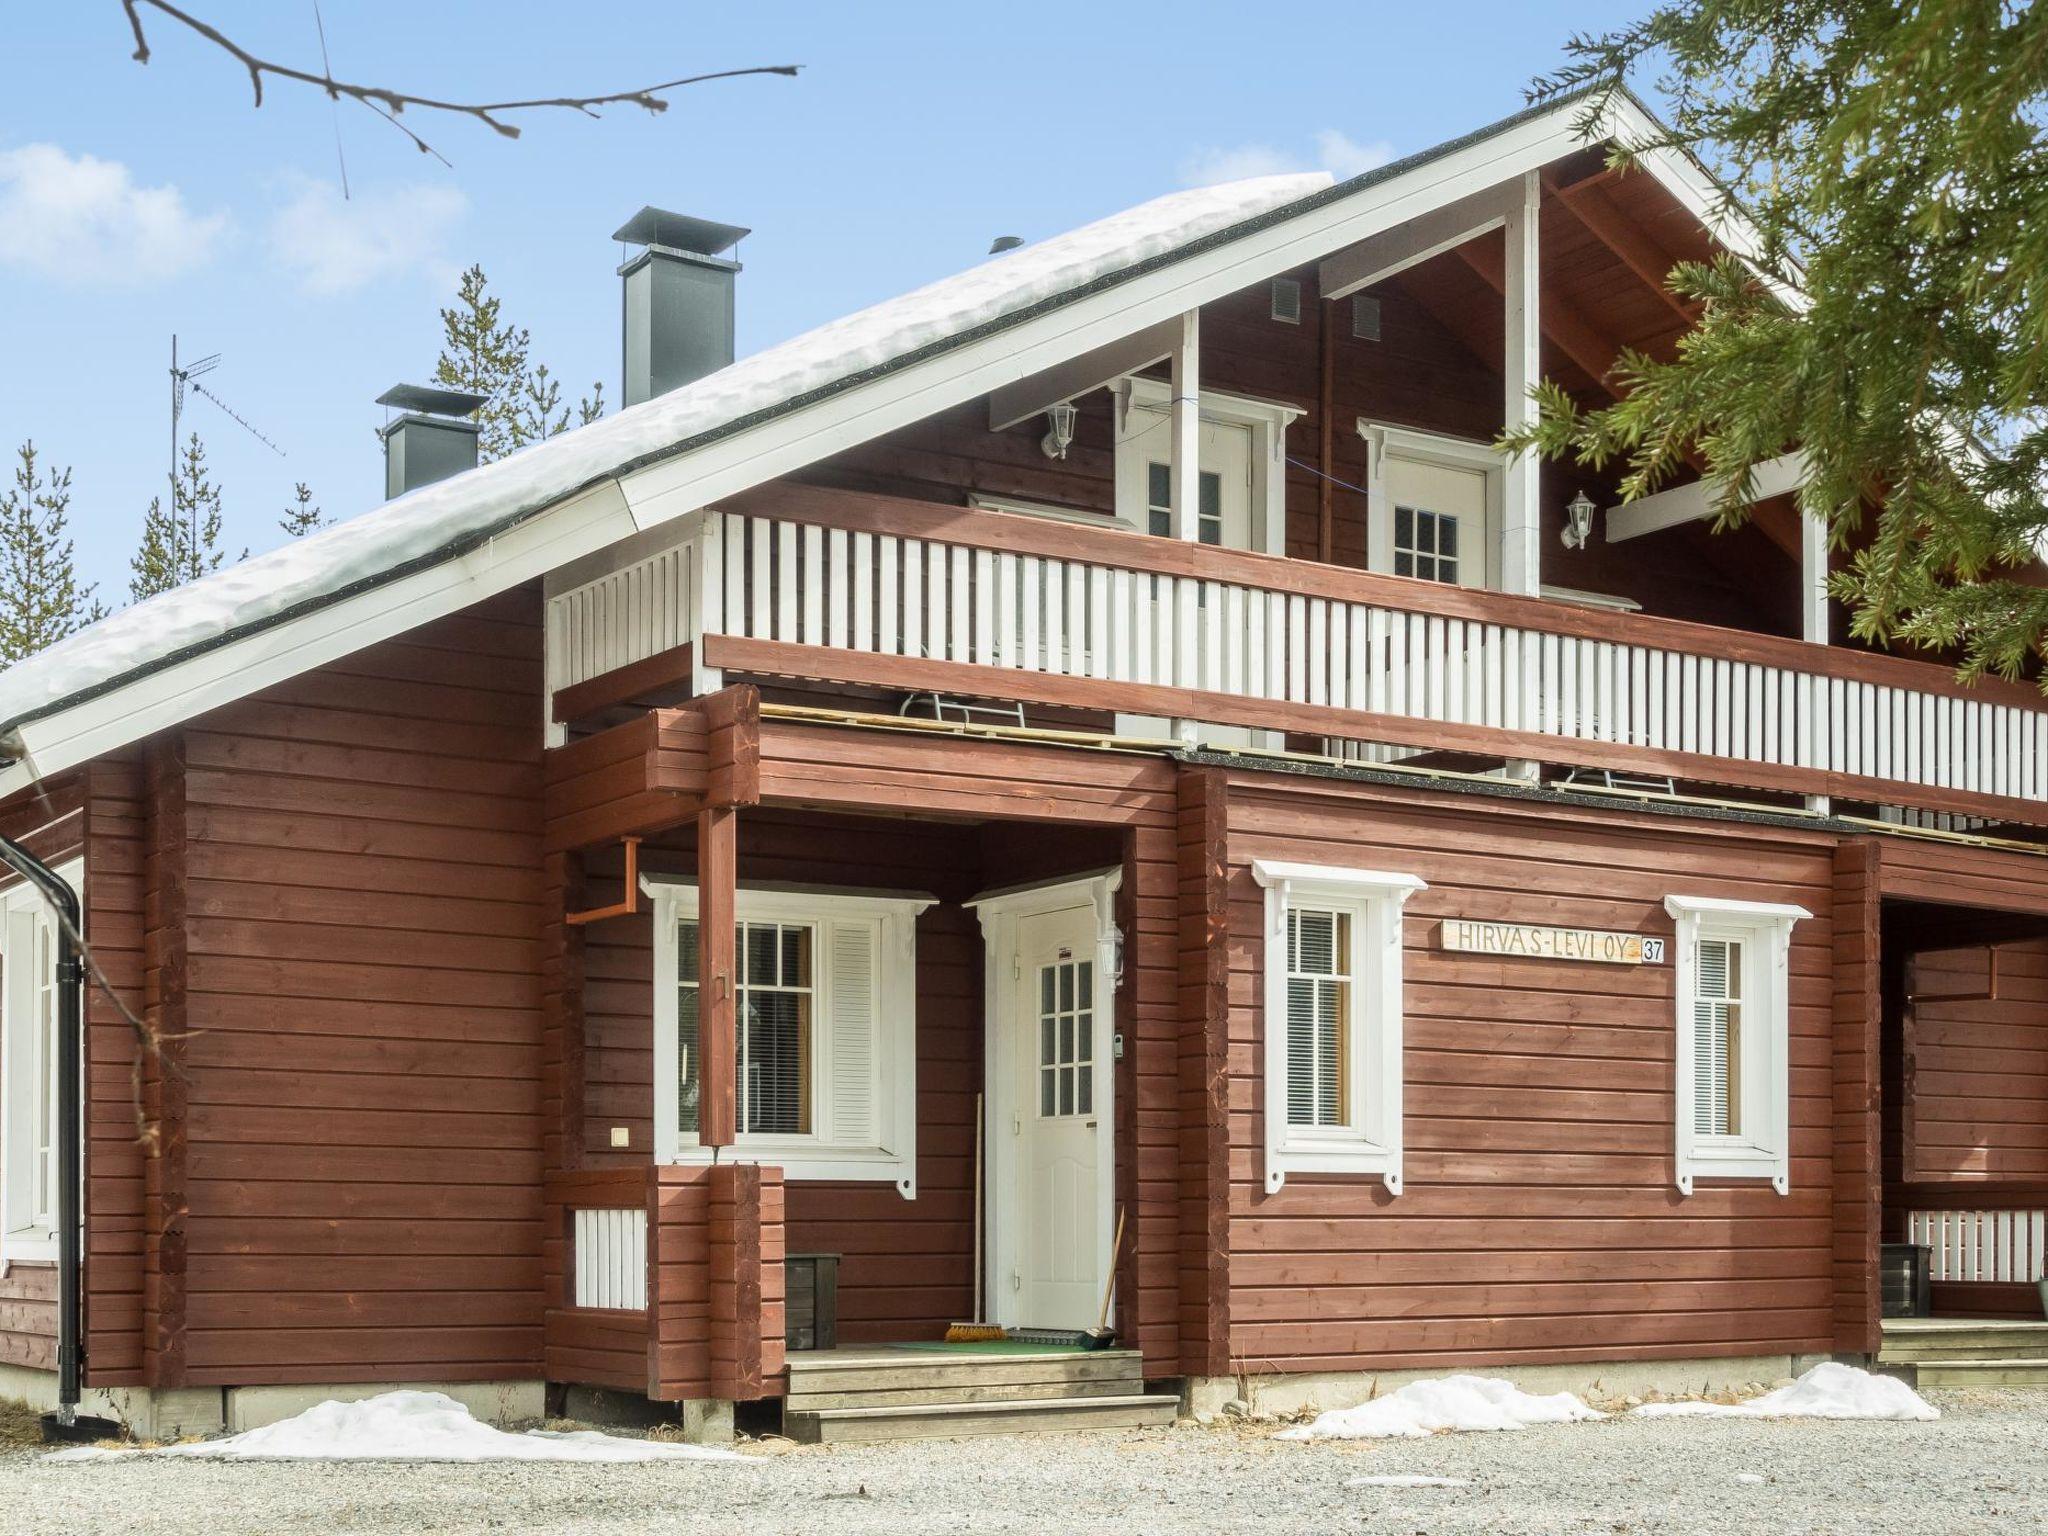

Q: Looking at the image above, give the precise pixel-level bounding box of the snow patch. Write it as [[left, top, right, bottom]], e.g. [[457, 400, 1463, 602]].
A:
[[1733, 1472, 1768, 1485], [45, 1389, 746, 1462], [1631, 1364, 1938, 1422], [1346, 1474, 1471, 1488], [0, 172, 1330, 737], [1275, 1375, 1606, 1441]]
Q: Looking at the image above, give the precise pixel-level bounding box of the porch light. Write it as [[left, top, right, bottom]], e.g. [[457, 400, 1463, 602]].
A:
[[1562, 488, 1596, 550], [1041, 400, 1078, 460]]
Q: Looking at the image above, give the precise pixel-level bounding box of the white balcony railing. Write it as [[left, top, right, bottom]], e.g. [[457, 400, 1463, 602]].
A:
[[546, 492, 2048, 823]]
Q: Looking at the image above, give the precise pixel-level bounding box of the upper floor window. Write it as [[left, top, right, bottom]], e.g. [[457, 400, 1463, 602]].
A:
[[2, 858, 78, 1261], [1394, 503, 1461, 584], [1664, 893, 1810, 1196], [1252, 859, 1426, 1196], [1146, 460, 1224, 545], [1115, 377, 1301, 554], [1360, 421, 1500, 591], [649, 880, 932, 1197]]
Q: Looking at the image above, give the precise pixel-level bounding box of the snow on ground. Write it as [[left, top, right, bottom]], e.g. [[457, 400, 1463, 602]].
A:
[[45, 1390, 745, 1464], [1631, 1363, 1939, 1422], [0, 172, 1329, 734], [1274, 1375, 1606, 1441]]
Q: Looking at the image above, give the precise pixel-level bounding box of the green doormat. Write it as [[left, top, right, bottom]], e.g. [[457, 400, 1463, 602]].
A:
[[893, 1339, 1087, 1355]]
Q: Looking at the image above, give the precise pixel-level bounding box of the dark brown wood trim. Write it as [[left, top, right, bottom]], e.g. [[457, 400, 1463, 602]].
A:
[[143, 737, 190, 1389], [1830, 839, 1881, 1357], [1177, 767, 1232, 1377], [709, 634, 2048, 829], [552, 642, 694, 724]]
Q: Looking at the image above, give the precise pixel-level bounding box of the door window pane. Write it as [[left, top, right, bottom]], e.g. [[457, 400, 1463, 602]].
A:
[[1146, 461, 1226, 544], [1393, 503, 1461, 583], [1037, 958, 1094, 1119]]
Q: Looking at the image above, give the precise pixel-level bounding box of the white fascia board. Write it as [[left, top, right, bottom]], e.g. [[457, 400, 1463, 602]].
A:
[[0, 478, 637, 799], [8, 95, 1675, 793], [1605, 452, 1809, 542]]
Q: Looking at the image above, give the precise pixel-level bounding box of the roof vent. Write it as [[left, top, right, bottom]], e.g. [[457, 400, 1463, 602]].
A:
[[1270, 277, 1302, 325], [989, 235, 1025, 255], [614, 207, 749, 407], [376, 384, 486, 499], [1352, 293, 1382, 342]]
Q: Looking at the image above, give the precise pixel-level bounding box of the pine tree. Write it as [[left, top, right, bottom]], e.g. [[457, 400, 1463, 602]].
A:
[[434, 264, 606, 461], [433, 264, 534, 462], [130, 432, 242, 602], [1513, 4, 2048, 685], [0, 440, 104, 662], [280, 482, 326, 537]]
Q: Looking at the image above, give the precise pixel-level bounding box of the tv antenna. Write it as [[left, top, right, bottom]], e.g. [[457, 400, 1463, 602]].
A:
[[168, 334, 286, 510]]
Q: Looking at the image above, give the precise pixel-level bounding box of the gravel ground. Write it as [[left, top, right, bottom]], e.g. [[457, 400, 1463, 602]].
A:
[[1, 1389, 2042, 1535]]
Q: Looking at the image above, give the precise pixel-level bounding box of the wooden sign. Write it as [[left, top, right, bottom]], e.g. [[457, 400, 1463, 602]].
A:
[[1439, 918, 1664, 966]]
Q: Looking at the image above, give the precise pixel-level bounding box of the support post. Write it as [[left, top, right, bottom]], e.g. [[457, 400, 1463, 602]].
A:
[[1803, 507, 1831, 813], [1502, 170, 1543, 782], [696, 804, 737, 1148], [1169, 311, 1202, 544], [1501, 170, 1543, 597]]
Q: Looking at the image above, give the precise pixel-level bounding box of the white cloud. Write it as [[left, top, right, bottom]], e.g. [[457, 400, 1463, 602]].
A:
[[1179, 129, 1397, 188], [0, 143, 228, 284], [267, 177, 468, 296]]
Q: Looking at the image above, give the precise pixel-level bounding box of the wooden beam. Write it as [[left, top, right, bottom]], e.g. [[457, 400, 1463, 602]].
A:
[[552, 641, 694, 724], [1318, 182, 1517, 301], [697, 803, 737, 1148], [1457, 236, 1622, 392], [1550, 175, 1698, 327], [1605, 453, 1809, 542], [1170, 312, 1200, 544], [987, 318, 1181, 433]]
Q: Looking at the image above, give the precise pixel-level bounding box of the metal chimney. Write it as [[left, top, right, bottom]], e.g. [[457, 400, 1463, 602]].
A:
[[376, 384, 487, 498], [614, 207, 749, 406]]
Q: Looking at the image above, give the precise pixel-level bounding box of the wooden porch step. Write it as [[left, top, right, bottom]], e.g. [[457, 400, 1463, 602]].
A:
[[1903, 1358, 2048, 1389], [784, 1347, 1146, 1410], [1879, 1320, 2048, 1363], [783, 1392, 1180, 1443]]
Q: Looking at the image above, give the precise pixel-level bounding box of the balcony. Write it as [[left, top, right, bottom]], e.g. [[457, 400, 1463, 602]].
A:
[[544, 482, 2048, 831]]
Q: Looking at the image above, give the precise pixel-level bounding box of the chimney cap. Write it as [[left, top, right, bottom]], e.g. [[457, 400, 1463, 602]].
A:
[[611, 207, 749, 257], [376, 383, 489, 417]]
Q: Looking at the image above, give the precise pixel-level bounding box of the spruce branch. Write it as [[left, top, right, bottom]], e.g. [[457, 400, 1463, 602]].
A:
[[119, 0, 799, 163]]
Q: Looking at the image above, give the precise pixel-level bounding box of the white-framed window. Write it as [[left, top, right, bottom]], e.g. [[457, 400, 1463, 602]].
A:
[[646, 880, 932, 1197], [1, 858, 79, 1262], [1357, 420, 1501, 591], [1252, 859, 1425, 1195], [1664, 894, 1810, 1196]]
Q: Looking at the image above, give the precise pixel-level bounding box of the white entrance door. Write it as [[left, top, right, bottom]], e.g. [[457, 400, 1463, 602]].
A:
[[1008, 902, 1108, 1330], [1383, 453, 1492, 590]]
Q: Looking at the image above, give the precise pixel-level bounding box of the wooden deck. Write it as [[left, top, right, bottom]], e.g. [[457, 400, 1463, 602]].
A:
[[781, 1344, 1177, 1441], [1879, 1317, 2048, 1387]]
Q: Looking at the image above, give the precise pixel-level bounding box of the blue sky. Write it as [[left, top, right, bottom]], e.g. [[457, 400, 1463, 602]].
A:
[[1, 1, 1643, 605]]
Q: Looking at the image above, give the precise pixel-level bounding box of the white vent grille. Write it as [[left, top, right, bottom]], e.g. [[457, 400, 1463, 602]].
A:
[[1270, 277, 1302, 324], [572, 1207, 648, 1310], [1352, 294, 1381, 341]]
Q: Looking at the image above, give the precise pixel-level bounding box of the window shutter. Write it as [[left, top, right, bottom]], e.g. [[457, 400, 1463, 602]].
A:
[[826, 919, 879, 1146], [1693, 939, 1733, 1135]]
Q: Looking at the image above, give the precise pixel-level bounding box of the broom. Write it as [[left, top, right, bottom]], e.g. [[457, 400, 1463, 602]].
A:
[[944, 1093, 1005, 1343]]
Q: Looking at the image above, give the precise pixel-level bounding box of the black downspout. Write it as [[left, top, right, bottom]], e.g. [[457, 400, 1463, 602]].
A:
[[0, 835, 83, 1422]]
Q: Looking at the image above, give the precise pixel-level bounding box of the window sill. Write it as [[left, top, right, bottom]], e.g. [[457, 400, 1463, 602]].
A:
[[663, 1145, 915, 1198], [1266, 1139, 1401, 1197], [1677, 1144, 1786, 1196]]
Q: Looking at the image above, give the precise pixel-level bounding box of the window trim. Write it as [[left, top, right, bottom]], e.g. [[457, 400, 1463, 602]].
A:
[[1664, 893, 1810, 1197], [1252, 859, 1426, 1195], [1356, 420, 1502, 589], [0, 856, 80, 1264], [1115, 376, 1302, 555], [644, 879, 934, 1197]]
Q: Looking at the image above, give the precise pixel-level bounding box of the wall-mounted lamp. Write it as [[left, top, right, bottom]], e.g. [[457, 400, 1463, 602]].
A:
[[1041, 400, 1078, 460], [1561, 488, 1596, 550]]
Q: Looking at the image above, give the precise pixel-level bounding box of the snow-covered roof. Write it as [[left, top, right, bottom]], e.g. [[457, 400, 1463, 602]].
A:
[[0, 173, 1326, 738], [0, 86, 1741, 790]]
